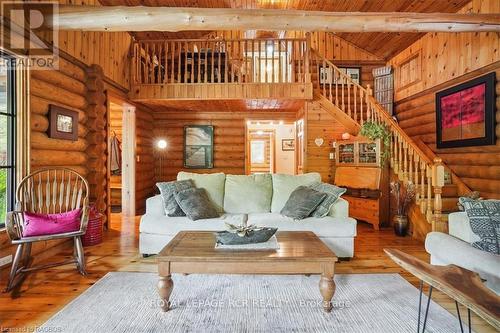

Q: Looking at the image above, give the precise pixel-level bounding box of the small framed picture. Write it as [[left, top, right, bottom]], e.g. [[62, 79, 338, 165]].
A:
[[184, 125, 214, 168], [282, 139, 295, 151], [48, 105, 78, 141]]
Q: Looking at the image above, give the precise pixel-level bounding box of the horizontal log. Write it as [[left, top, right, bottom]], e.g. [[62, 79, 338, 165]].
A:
[[30, 95, 88, 123], [54, 6, 500, 32], [441, 152, 500, 166], [31, 132, 88, 151], [31, 78, 87, 110], [450, 165, 500, 181], [152, 111, 296, 121], [31, 150, 87, 166], [30, 165, 88, 178], [462, 178, 500, 194], [31, 70, 86, 95]]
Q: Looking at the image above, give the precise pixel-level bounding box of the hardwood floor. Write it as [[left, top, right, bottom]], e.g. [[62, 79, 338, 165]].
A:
[[0, 214, 495, 332]]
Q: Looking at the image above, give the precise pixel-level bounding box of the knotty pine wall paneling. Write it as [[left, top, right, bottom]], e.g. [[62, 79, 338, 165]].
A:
[[302, 101, 353, 184], [152, 111, 296, 181], [388, 0, 500, 101], [394, 64, 500, 199]]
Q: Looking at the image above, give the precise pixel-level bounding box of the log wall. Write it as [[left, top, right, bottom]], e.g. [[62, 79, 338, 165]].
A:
[[395, 64, 500, 199], [152, 110, 296, 181], [135, 107, 155, 214], [388, 0, 500, 101]]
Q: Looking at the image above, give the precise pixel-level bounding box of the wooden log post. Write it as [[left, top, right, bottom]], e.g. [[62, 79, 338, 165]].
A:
[[432, 157, 446, 233], [85, 64, 107, 225]]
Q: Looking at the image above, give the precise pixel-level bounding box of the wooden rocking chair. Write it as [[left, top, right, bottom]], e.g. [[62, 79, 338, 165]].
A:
[[4, 168, 90, 292]]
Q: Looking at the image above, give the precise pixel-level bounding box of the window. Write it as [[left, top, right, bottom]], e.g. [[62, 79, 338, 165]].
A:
[[0, 53, 16, 228]]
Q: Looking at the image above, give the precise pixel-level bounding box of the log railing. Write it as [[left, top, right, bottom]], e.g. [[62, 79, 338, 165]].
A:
[[311, 50, 446, 232], [132, 38, 310, 85]]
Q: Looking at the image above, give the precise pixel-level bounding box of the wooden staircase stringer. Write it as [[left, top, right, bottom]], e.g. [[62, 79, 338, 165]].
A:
[[314, 92, 361, 135]]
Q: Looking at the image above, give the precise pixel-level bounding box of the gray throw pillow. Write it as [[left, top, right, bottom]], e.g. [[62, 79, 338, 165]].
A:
[[309, 182, 347, 218], [174, 188, 220, 221], [156, 180, 194, 217], [280, 186, 327, 220], [459, 197, 500, 254]]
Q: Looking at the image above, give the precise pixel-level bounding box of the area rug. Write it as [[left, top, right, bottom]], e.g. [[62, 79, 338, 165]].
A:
[[39, 272, 469, 333]]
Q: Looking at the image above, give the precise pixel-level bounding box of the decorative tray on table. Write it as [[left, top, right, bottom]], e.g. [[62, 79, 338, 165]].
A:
[[214, 214, 279, 250]]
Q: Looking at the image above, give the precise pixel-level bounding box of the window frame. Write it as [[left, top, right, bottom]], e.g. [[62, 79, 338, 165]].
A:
[[0, 52, 16, 229]]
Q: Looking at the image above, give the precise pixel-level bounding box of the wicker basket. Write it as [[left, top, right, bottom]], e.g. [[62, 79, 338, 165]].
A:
[[82, 212, 103, 246]]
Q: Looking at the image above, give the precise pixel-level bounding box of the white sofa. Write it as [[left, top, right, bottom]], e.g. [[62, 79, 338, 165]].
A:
[[425, 211, 500, 294], [140, 172, 357, 257]]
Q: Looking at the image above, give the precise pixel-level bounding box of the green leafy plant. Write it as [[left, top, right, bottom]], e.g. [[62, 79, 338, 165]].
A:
[[360, 121, 391, 166]]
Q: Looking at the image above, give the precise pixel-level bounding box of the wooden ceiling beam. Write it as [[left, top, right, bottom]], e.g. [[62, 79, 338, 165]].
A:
[[53, 6, 500, 33]]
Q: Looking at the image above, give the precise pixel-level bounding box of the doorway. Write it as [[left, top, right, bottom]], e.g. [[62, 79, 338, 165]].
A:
[[246, 120, 296, 175], [106, 93, 136, 221]]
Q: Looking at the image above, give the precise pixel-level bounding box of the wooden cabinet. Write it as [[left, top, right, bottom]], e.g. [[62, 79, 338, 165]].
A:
[[336, 139, 381, 166], [334, 139, 389, 230]]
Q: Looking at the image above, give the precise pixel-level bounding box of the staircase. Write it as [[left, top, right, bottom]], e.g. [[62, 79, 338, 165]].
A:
[[309, 49, 470, 233]]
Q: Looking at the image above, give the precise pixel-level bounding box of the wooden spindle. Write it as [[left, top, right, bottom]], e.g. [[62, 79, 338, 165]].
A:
[[420, 161, 426, 214], [426, 165, 433, 223]]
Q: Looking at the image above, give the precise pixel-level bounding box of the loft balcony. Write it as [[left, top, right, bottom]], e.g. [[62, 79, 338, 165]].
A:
[[129, 38, 313, 101]]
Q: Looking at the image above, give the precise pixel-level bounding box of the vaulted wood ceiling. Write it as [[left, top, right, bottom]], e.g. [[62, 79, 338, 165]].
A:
[[99, 0, 471, 60]]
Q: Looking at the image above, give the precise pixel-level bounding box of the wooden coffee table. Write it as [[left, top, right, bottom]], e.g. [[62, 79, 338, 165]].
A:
[[157, 231, 338, 312]]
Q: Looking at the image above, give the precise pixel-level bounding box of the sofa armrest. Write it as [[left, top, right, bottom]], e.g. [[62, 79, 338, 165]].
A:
[[328, 198, 349, 219], [448, 211, 480, 243], [145, 195, 165, 216], [425, 232, 500, 293]]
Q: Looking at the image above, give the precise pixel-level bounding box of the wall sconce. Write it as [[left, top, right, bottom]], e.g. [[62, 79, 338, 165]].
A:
[[157, 139, 167, 150], [341, 132, 351, 140]]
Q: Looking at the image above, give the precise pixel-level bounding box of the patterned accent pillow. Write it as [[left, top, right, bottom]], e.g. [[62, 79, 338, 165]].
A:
[[156, 180, 194, 217], [459, 197, 500, 254], [280, 186, 327, 220], [174, 188, 220, 221], [309, 182, 347, 218]]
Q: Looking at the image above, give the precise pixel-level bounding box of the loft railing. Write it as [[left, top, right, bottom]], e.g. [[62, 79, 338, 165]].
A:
[[311, 50, 446, 232], [132, 38, 310, 85]]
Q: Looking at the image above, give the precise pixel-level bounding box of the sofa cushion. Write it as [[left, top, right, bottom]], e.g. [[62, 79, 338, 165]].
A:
[[177, 172, 226, 213], [270, 173, 321, 213], [156, 180, 194, 217], [223, 174, 272, 214], [459, 197, 500, 254], [174, 188, 220, 221], [309, 183, 347, 218], [248, 213, 357, 238], [280, 186, 326, 219]]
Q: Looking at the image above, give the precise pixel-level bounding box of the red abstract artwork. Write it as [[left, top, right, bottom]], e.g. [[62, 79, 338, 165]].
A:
[[440, 83, 486, 142]]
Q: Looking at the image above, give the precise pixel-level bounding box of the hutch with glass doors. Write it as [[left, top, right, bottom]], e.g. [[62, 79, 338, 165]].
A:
[[334, 138, 389, 230]]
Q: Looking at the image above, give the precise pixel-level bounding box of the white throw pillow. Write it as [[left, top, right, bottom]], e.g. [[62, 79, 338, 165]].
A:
[[270, 173, 322, 213], [177, 172, 226, 213], [224, 174, 273, 214]]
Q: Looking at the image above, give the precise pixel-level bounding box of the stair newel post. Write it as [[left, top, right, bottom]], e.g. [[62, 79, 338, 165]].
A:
[[426, 164, 433, 223], [305, 33, 311, 83], [432, 158, 445, 232]]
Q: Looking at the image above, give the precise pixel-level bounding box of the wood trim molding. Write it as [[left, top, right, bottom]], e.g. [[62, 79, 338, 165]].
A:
[[395, 60, 500, 104], [395, 51, 422, 92], [15, 59, 30, 182]]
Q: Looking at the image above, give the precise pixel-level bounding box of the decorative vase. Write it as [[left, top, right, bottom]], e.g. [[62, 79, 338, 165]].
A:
[[393, 215, 408, 237]]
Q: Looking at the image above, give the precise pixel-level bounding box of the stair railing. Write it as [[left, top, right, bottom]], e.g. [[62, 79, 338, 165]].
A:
[[311, 49, 446, 232]]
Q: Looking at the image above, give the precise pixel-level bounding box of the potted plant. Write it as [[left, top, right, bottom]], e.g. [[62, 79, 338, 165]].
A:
[[390, 181, 416, 236], [360, 121, 391, 166]]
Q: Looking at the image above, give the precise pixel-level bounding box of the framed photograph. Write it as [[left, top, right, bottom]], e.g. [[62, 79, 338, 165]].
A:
[[282, 139, 295, 151], [436, 72, 496, 148], [346, 67, 361, 85], [184, 125, 214, 168], [48, 105, 78, 141]]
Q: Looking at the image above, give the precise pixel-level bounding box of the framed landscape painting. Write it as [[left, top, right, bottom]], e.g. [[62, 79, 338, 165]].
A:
[[436, 72, 496, 149], [184, 125, 214, 168]]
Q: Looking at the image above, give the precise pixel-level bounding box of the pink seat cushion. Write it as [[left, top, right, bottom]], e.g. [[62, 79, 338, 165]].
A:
[[22, 209, 82, 237]]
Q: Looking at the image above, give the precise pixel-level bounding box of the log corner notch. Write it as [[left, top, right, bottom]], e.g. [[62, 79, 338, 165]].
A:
[[85, 64, 107, 225], [52, 6, 500, 33]]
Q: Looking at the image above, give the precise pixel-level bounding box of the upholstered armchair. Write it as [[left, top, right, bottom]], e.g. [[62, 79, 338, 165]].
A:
[[4, 168, 89, 292]]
